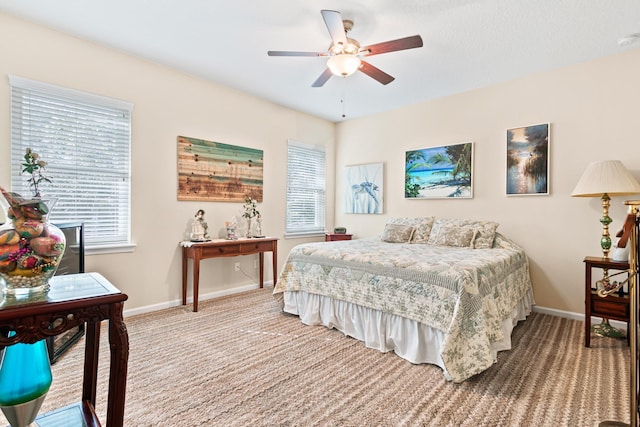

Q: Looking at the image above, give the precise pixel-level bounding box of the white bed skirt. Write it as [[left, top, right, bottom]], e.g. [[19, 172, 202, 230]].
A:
[[283, 289, 535, 380]]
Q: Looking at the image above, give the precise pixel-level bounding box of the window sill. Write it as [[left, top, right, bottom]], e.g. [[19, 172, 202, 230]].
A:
[[284, 232, 326, 239], [86, 243, 137, 255]]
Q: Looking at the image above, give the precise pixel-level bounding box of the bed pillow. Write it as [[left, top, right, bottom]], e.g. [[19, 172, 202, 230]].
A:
[[427, 218, 499, 249], [387, 216, 435, 243], [381, 223, 415, 243]]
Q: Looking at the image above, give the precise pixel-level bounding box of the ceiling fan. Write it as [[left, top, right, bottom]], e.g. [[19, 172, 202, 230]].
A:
[[267, 9, 423, 87]]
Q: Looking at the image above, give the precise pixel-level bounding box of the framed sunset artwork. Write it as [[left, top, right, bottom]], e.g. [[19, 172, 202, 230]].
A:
[[506, 123, 550, 196]]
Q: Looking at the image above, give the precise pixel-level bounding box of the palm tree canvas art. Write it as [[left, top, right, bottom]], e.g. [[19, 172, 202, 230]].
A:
[[506, 123, 550, 196], [405, 143, 473, 199]]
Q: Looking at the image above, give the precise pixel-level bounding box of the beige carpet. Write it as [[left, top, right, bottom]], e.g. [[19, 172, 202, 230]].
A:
[[12, 288, 631, 426]]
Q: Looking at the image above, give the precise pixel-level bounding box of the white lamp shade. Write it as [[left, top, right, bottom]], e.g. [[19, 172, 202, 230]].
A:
[[327, 54, 361, 77], [571, 160, 640, 197]]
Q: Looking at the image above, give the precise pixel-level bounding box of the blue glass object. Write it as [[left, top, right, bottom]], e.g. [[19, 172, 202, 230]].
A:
[[0, 334, 52, 406]]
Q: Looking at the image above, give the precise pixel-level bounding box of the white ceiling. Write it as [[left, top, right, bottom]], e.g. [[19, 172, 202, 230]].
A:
[[1, 0, 639, 122]]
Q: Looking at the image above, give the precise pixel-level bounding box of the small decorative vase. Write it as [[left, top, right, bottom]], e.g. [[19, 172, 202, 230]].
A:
[[226, 226, 237, 240], [0, 187, 66, 297], [255, 215, 263, 237], [0, 335, 52, 427], [245, 217, 253, 238]]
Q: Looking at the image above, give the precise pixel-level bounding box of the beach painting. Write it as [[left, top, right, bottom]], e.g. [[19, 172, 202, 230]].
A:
[[345, 162, 383, 214], [177, 136, 263, 202], [405, 142, 473, 199], [506, 123, 549, 196]]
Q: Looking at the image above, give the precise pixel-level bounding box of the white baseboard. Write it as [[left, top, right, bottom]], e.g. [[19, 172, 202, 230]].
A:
[[533, 305, 627, 330], [125, 292, 625, 331], [123, 281, 273, 317]]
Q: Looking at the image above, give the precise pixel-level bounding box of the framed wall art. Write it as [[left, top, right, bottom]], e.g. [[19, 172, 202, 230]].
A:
[[506, 123, 550, 196], [177, 135, 263, 202], [344, 162, 384, 214], [405, 142, 474, 199]]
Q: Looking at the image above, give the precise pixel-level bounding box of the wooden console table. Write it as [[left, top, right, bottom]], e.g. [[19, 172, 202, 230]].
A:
[[0, 272, 129, 427], [182, 237, 278, 312]]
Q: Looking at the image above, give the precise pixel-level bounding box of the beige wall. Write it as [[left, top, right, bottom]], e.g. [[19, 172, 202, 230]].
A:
[[0, 13, 336, 312], [2, 11, 639, 316], [335, 47, 640, 315]]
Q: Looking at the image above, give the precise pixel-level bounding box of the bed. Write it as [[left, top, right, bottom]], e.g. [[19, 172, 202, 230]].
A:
[[273, 217, 534, 383]]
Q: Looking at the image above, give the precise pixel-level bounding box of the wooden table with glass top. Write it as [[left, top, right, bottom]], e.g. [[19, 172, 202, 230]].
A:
[[0, 272, 129, 427]]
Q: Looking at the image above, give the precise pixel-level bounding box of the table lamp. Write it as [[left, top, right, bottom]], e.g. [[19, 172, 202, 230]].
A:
[[572, 160, 640, 340], [571, 160, 640, 258]]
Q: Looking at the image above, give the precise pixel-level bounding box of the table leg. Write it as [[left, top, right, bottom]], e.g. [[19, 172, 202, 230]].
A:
[[259, 252, 264, 288], [182, 247, 188, 306], [82, 321, 100, 406], [272, 243, 278, 286], [585, 262, 591, 347], [193, 253, 200, 312], [106, 301, 129, 427]]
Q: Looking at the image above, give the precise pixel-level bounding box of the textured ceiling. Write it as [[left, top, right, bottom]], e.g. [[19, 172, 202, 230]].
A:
[[1, 0, 639, 122]]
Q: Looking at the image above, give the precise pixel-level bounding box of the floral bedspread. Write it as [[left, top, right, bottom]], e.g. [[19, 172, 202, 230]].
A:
[[273, 233, 533, 382]]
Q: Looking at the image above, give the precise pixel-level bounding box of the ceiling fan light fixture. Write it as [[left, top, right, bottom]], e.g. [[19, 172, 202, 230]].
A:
[[327, 54, 361, 77], [344, 37, 361, 54], [330, 42, 344, 54]]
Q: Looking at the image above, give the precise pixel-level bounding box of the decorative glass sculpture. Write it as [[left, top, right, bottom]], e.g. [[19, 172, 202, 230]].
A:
[[0, 187, 66, 296], [0, 335, 52, 426]]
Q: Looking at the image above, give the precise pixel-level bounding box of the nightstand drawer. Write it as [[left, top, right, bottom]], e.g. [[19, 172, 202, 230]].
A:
[[325, 233, 353, 242], [590, 294, 629, 320]]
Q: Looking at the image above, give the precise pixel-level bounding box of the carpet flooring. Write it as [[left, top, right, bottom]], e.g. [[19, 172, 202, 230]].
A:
[[12, 288, 631, 426]]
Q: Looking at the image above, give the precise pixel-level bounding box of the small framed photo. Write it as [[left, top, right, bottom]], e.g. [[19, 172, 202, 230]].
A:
[[506, 123, 550, 196], [405, 142, 473, 199]]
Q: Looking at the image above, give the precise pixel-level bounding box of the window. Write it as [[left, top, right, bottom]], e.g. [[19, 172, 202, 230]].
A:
[[9, 75, 133, 252], [285, 140, 326, 237]]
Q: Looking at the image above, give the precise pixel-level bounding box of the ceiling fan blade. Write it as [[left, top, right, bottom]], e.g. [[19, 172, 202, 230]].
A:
[[312, 68, 333, 87], [321, 10, 348, 47], [359, 61, 395, 85], [268, 51, 328, 57], [360, 35, 423, 57]]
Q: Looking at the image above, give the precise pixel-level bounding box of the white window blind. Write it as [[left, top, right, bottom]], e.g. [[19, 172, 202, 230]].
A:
[[286, 140, 326, 236], [9, 75, 133, 249]]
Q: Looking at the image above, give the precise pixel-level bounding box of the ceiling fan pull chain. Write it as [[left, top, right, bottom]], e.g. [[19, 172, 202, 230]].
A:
[[341, 79, 347, 118]]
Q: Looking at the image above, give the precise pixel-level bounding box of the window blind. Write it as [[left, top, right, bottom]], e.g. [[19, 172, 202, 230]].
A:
[[9, 75, 133, 248], [286, 140, 326, 235]]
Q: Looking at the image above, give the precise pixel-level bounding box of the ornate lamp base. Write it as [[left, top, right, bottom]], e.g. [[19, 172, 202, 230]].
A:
[[592, 319, 626, 339]]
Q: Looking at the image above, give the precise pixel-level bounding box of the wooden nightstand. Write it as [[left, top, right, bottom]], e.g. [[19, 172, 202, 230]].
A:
[[325, 233, 353, 242], [584, 256, 630, 347]]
